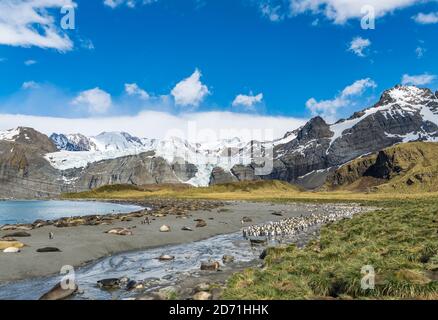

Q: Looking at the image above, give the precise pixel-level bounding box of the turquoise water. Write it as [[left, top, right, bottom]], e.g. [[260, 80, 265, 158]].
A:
[[0, 200, 144, 225]]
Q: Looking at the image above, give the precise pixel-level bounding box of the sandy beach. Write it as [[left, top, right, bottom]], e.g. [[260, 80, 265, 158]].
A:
[[0, 201, 361, 284]]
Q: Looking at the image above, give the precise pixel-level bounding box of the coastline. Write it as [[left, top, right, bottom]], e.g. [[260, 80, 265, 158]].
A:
[[0, 200, 368, 285]]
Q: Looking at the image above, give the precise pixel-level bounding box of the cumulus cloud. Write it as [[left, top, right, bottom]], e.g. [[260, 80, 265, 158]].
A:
[[21, 81, 40, 90], [171, 69, 210, 108], [124, 83, 150, 100], [232, 93, 264, 110], [260, 2, 286, 22], [0, 111, 307, 142], [72, 88, 112, 114], [289, 0, 426, 24], [348, 37, 371, 57], [412, 12, 438, 24], [103, 0, 156, 8], [306, 78, 377, 122], [0, 0, 75, 51], [401, 73, 437, 86], [24, 59, 37, 66]]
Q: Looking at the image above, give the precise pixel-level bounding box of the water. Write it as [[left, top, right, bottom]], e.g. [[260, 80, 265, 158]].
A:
[[0, 200, 144, 225], [0, 226, 320, 300]]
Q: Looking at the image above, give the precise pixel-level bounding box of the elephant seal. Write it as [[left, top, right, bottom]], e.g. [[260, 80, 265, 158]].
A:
[[157, 254, 175, 261], [3, 231, 31, 238], [0, 241, 25, 250], [3, 247, 20, 253], [36, 247, 62, 253], [39, 282, 78, 300], [200, 261, 220, 271], [195, 220, 207, 228], [105, 228, 133, 236], [97, 278, 129, 290], [222, 255, 235, 264], [181, 226, 193, 231]]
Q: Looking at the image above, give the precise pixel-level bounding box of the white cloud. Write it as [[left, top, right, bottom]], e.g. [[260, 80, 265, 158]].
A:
[[72, 88, 112, 114], [124, 83, 150, 100], [289, 0, 426, 24], [306, 78, 377, 122], [103, 0, 156, 8], [232, 93, 264, 109], [24, 59, 37, 66], [348, 37, 371, 57], [22, 81, 40, 90], [0, 111, 307, 142], [0, 0, 75, 51], [171, 69, 210, 108], [260, 3, 285, 22], [412, 12, 438, 24], [401, 73, 437, 86]]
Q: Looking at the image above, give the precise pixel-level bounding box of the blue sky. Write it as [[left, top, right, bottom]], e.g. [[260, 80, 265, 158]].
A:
[[0, 0, 438, 138]]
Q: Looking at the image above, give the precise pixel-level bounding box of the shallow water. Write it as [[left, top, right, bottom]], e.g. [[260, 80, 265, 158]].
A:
[[0, 225, 319, 300], [0, 200, 144, 225]]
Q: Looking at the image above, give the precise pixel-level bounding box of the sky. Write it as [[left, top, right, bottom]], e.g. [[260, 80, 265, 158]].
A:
[[0, 0, 438, 140]]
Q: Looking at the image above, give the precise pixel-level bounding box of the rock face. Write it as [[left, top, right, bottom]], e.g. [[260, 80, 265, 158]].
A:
[[1, 85, 438, 198], [225, 85, 438, 188], [325, 141, 438, 193], [0, 127, 62, 198]]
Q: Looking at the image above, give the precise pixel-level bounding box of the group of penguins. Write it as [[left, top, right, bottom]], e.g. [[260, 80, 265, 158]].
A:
[[242, 208, 361, 240]]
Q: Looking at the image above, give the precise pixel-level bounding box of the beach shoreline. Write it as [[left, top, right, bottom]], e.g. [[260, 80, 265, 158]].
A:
[[0, 200, 369, 286]]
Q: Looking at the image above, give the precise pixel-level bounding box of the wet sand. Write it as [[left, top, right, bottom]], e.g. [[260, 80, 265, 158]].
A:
[[0, 201, 362, 283]]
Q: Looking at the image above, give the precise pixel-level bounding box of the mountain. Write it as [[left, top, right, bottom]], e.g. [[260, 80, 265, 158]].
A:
[[1, 85, 438, 198], [325, 141, 438, 193], [0, 127, 61, 198], [257, 85, 438, 188]]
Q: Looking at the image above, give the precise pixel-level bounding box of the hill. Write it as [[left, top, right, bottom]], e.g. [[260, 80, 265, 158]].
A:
[[326, 142, 438, 193]]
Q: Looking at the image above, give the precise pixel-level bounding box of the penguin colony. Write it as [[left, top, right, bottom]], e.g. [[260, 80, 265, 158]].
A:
[[243, 206, 364, 239]]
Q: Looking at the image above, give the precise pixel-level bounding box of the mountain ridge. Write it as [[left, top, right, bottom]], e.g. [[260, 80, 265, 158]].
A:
[[1, 84, 438, 197]]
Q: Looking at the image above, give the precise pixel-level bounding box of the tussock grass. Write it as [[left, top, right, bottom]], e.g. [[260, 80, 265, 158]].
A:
[[223, 199, 438, 300], [63, 180, 438, 202]]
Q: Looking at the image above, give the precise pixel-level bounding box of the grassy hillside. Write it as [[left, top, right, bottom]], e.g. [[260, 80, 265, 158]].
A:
[[224, 199, 438, 299], [326, 142, 438, 193]]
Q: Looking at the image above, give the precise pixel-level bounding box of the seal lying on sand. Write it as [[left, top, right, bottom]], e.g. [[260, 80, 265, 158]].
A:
[[105, 228, 133, 236], [159, 225, 171, 232], [195, 219, 207, 228], [0, 241, 25, 250], [39, 282, 78, 300], [36, 247, 62, 253], [3, 247, 20, 253], [2, 231, 31, 238]]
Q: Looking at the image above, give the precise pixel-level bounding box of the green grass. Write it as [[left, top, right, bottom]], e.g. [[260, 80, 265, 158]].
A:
[[223, 199, 438, 300]]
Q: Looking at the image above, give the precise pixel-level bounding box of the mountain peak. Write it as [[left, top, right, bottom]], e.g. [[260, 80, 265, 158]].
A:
[[297, 116, 333, 141], [376, 85, 435, 108]]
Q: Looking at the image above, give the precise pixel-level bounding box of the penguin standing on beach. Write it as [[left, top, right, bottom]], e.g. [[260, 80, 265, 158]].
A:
[[49, 232, 54, 240]]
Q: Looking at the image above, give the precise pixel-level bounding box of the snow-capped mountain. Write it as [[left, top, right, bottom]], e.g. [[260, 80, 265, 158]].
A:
[[1, 85, 438, 197], [46, 131, 257, 186]]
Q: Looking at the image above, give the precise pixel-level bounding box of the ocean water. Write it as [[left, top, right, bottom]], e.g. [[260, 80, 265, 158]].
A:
[[0, 200, 144, 225]]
